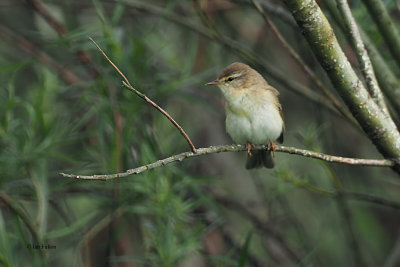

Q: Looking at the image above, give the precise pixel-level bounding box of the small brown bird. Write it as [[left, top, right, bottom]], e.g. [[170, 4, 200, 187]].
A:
[[206, 62, 284, 169]]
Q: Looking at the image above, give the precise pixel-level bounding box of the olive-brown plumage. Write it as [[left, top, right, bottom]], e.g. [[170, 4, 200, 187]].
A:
[[207, 62, 284, 169]]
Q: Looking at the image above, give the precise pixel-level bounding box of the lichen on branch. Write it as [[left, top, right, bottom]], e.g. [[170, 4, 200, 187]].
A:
[[283, 0, 400, 173], [60, 144, 394, 180]]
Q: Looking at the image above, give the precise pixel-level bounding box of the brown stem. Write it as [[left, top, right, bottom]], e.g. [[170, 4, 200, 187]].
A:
[[89, 37, 197, 153]]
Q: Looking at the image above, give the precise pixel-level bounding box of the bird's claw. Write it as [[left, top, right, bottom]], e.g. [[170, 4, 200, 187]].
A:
[[245, 142, 254, 157], [269, 141, 276, 157]]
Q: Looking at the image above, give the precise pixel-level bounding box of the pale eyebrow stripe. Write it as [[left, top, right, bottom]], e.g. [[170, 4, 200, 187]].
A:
[[225, 72, 242, 79]]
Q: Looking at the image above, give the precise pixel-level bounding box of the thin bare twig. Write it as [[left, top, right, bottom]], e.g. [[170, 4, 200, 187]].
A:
[[89, 37, 197, 153], [60, 144, 394, 180]]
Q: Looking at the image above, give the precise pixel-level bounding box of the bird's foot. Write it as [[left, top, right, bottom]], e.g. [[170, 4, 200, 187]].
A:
[[268, 141, 276, 157], [245, 142, 254, 157]]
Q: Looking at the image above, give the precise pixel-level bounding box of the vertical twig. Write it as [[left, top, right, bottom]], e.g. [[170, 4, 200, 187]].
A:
[[335, 0, 390, 117], [323, 0, 400, 120]]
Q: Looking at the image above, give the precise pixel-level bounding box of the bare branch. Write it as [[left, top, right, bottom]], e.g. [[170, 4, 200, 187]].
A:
[[60, 144, 394, 180], [283, 0, 400, 174], [89, 37, 197, 153]]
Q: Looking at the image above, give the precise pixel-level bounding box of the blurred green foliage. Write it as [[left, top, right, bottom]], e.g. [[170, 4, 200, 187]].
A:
[[1, 0, 400, 266]]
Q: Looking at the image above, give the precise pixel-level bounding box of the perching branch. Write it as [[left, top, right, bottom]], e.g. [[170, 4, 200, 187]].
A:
[[89, 38, 197, 153], [283, 0, 400, 174], [60, 144, 395, 180]]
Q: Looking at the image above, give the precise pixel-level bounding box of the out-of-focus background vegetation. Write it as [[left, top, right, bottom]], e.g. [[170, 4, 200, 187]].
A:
[[1, 0, 400, 266]]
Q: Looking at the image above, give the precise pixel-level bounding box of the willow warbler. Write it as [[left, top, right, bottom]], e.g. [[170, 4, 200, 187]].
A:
[[206, 62, 284, 169]]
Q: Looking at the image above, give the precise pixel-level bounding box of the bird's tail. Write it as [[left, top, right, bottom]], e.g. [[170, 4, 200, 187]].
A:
[[245, 150, 274, 169]]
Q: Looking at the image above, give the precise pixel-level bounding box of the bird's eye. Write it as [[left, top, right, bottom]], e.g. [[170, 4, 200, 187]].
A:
[[227, 77, 234, 82]]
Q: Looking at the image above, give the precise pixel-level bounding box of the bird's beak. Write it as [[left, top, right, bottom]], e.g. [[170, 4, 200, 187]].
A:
[[206, 79, 222, 86]]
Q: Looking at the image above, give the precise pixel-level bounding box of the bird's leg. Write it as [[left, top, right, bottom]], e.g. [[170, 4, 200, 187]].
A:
[[268, 141, 276, 157], [245, 141, 254, 157]]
